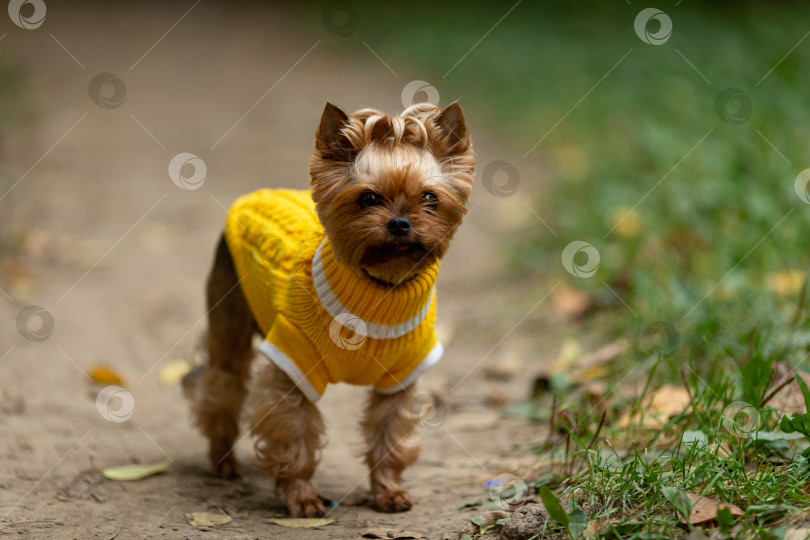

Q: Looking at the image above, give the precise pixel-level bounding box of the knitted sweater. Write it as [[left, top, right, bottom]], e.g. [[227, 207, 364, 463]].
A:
[[224, 189, 443, 402]]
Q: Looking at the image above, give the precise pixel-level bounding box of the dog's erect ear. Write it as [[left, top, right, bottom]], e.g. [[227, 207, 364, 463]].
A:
[[315, 102, 351, 159], [435, 101, 469, 147]]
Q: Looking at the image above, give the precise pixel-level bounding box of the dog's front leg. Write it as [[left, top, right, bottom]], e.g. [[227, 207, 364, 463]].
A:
[[361, 385, 421, 512], [247, 363, 326, 517]]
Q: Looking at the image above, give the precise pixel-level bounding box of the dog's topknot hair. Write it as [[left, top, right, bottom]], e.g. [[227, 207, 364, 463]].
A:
[[339, 103, 439, 149]]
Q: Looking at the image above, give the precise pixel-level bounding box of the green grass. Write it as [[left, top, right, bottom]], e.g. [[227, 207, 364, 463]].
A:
[[293, 1, 810, 535]]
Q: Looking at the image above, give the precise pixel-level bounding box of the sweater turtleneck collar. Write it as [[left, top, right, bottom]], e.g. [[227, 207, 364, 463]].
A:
[[312, 238, 439, 340]]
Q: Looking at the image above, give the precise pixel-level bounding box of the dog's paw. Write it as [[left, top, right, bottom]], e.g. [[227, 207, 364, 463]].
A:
[[282, 478, 327, 518], [288, 496, 327, 518], [211, 454, 242, 479], [374, 488, 413, 513]]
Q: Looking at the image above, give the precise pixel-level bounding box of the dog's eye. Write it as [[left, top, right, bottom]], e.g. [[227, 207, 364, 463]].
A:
[[421, 192, 439, 211], [359, 191, 382, 209]]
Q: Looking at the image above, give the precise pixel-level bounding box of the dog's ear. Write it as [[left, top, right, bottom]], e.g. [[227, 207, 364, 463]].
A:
[[315, 102, 352, 160], [435, 101, 469, 148]]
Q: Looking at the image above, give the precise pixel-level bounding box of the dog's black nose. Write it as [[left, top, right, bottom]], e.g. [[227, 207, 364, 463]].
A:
[[387, 217, 412, 236]]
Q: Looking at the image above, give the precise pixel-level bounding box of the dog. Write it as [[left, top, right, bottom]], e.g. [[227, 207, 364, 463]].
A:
[[182, 101, 475, 517]]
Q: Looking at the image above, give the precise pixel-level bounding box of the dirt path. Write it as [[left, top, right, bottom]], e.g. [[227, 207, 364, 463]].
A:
[[0, 4, 558, 538]]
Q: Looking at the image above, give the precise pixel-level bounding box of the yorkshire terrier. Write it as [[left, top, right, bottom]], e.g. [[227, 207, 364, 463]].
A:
[[182, 101, 475, 517]]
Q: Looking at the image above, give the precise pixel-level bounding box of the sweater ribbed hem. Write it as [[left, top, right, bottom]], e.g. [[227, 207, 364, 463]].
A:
[[374, 341, 444, 394], [258, 341, 322, 403]]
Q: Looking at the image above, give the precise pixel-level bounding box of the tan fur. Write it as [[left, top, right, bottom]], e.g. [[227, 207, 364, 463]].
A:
[[361, 385, 421, 511], [247, 362, 326, 516], [183, 102, 475, 517]]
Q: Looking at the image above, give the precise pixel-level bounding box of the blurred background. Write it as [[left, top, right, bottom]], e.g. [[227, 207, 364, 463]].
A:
[[1, 1, 809, 537]]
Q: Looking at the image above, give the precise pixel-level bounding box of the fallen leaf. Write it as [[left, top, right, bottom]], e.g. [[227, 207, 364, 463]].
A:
[[96, 459, 171, 481], [608, 206, 641, 239], [159, 359, 193, 386], [361, 527, 427, 539], [577, 339, 630, 370], [551, 284, 592, 319], [548, 339, 581, 376], [647, 386, 691, 427], [88, 365, 127, 386], [187, 512, 232, 527], [766, 270, 806, 297], [587, 517, 620, 536], [573, 364, 608, 383], [268, 518, 334, 528], [682, 493, 743, 525], [618, 385, 690, 430]]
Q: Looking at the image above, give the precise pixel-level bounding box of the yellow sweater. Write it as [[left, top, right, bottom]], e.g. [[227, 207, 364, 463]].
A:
[[224, 189, 442, 402]]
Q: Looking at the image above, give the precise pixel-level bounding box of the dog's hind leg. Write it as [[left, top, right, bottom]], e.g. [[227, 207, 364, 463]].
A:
[[183, 234, 256, 478]]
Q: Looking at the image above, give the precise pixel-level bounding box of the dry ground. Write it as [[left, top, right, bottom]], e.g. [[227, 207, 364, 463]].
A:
[[0, 3, 559, 538]]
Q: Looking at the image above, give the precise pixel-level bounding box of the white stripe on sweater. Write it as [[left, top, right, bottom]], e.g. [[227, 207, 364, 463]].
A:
[[311, 240, 433, 340]]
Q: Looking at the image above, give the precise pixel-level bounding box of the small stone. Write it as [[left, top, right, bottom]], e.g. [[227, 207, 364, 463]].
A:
[[500, 504, 549, 540]]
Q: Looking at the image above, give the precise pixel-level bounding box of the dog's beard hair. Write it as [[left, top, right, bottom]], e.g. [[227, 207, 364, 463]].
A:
[[309, 103, 475, 284]]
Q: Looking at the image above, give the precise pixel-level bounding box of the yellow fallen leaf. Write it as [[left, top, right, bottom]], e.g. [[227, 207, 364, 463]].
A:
[[88, 365, 127, 386], [159, 358, 193, 386], [188, 512, 232, 527], [548, 339, 581, 376], [98, 459, 171, 481], [268, 518, 334, 528], [608, 206, 641, 239], [766, 270, 806, 297], [573, 364, 608, 383]]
